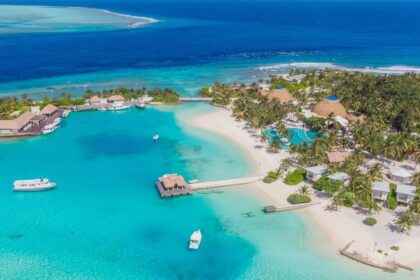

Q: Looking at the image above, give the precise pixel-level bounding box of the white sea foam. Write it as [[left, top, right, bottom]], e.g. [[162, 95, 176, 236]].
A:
[[257, 62, 420, 74]]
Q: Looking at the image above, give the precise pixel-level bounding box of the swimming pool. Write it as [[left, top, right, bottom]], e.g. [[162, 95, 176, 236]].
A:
[[263, 128, 318, 149]]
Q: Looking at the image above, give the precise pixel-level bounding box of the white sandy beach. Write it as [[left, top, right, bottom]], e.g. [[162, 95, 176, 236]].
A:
[[187, 107, 420, 268]]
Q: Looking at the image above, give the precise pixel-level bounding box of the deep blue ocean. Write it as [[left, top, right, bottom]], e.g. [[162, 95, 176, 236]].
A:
[[0, 1, 419, 279], [0, 0, 420, 97]]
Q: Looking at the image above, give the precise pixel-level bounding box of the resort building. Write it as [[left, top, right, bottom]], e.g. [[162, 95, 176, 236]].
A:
[[0, 111, 34, 135], [30, 114, 46, 126], [396, 184, 416, 204], [40, 104, 59, 117], [155, 174, 192, 198], [257, 82, 270, 94], [326, 150, 353, 166], [306, 165, 329, 182], [88, 95, 101, 105], [107, 95, 126, 103], [388, 167, 413, 184], [312, 95, 366, 123], [372, 181, 390, 201], [267, 87, 294, 103], [285, 74, 305, 83], [328, 172, 350, 185], [30, 106, 41, 115]]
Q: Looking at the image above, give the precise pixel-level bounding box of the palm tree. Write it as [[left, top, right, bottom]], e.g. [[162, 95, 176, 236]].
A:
[[366, 164, 383, 182], [299, 185, 310, 196], [394, 212, 414, 232]]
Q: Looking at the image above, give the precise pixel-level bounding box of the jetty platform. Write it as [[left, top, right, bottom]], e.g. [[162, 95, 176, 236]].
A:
[[190, 176, 263, 190], [263, 202, 321, 213]]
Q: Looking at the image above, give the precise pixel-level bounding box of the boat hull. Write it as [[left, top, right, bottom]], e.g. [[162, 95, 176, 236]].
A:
[[13, 183, 57, 192]]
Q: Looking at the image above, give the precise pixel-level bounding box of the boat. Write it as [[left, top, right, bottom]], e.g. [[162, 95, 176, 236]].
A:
[[53, 117, 62, 125], [153, 134, 159, 141], [189, 179, 200, 184], [108, 104, 131, 111], [13, 178, 57, 192], [62, 110, 71, 118], [189, 229, 202, 250], [42, 123, 59, 135], [135, 100, 146, 109], [281, 137, 290, 145]]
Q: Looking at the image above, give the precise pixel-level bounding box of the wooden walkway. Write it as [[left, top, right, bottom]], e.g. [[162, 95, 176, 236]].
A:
[[190, 176, 263, 190], [263, 202, 321, 213], [179, 97, 212, 102]]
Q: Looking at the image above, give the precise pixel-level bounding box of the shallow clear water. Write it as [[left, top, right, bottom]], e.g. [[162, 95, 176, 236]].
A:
[[0, 104, 417, 279]]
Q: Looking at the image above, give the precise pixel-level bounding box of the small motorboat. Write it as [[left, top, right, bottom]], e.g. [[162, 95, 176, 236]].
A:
[[13, 178, 57, 192], [42, 123, 59, 135], [189, 229, 202, 250], [135, 100, 146, 109], [152, 134, 159, 141], [62, 110, 71, 118]]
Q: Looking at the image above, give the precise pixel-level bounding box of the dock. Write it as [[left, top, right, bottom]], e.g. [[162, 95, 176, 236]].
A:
[[179, 97, 212, 102], [263, 202, 320, 213], [190, 176, 263, 190]]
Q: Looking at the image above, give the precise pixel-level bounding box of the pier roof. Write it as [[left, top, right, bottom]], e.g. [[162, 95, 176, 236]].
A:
[[0, 111, 34, 130], [41, 104, 58, 115], [107, 95, 125, 102], [161, 174, 186, 188]]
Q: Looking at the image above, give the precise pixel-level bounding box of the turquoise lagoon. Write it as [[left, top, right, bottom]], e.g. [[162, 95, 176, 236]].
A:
[[0, 5, 156, 34], [0, 103, 416, 279]]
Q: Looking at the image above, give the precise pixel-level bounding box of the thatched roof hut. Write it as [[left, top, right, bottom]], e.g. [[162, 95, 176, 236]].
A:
[[107, 95, 125, 102], [312, 96, 347, 118], [40, 104, 59, 116], [267, 87, 294, 103]]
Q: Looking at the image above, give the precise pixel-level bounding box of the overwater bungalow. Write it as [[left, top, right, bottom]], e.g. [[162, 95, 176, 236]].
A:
[[155, 174, 192, 198], [0, 111, 34, 135], [306, 165, 329, 183], [371, 181, 390, 201], [388, 167, 413, 184], [396, 184, 416, 204], [267, 86, 295, 103], [40, 104, 59, 117]]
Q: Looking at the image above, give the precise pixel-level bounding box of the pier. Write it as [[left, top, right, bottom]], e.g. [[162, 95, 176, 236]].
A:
[[263, 202, 321, 213], [189, 176, 263, 190], [179, 97, 212, 102]]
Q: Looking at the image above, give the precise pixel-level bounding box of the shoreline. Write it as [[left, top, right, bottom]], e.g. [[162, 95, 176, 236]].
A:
[[187, 106, 420, 269]]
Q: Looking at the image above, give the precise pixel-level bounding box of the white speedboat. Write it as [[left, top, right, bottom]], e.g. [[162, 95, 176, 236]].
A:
[[109, 104, 130, 111], [135, 100, 146, 109], [13, 178, 57, 192], [189, 230, 202, 250], [62, 110, 71, 118], [53, 117, 62, 125], [42, 123, 58, 135], [153, 134, 159, 141]]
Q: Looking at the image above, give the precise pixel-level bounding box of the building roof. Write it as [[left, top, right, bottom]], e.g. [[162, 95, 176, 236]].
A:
[[396, 184, 416, 196], [0, 111, 34, 130], [389, 167, 412, 178], [312, 97, 347, 118], [267, 88, 294, 103], [40, 104, 58, 115], [328, 172, 350, 182], [372, 181, 390, 193], [306, 165, 329, 175], [326, 150, 353, 164], [107, 95, 125, 102], [89, 95, 101, 103], [347, 114, 366, 123], [161, 174, 186, 188]]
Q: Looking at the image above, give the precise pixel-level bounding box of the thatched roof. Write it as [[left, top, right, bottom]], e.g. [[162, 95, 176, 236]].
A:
[[89, 95, 101, 103], [267, 87, 294, 103], [107, 95, 125, 102], [161, 174, 186, 189], [347, 114, 366, 123], [40, 104, 58, 115], [312, 97, 347, 118], [326, 150, 353, 164], [0, 111, 34, 130]]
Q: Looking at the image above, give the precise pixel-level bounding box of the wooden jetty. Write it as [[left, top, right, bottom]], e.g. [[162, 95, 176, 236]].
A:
[[338, 241, 414, 272], [263, 202, 320, 213], [179, 97, 212, 102], [189, 176, 263, 190]]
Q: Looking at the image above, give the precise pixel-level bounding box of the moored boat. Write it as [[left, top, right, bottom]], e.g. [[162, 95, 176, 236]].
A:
[[189, 229, 202, 250], [13, 178, 57, 192], [42, 123, 59, 135], [153, 134, 159, 141], [62, 110, 71, 118], [135, 100, 146, 109]]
